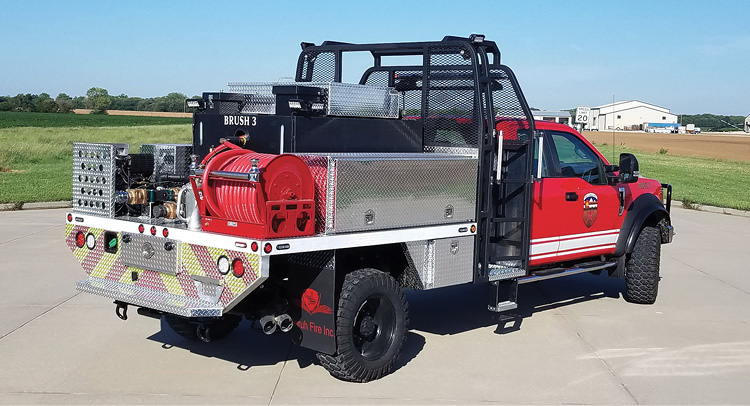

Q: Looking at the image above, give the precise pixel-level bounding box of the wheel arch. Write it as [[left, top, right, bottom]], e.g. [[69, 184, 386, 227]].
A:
[[614, 193, 670, 257]]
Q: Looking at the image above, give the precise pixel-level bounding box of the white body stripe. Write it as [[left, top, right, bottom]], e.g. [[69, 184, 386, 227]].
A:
[[530, 229, 620, 259]]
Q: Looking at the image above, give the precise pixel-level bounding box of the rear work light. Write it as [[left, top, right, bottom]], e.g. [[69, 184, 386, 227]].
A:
[[75, 232, 85, 248], [217, 256, 230, 275], [85, 233, 96, 250], [232, 258, 244, 278]]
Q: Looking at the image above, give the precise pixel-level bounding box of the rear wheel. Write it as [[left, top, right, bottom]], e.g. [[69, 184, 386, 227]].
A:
[[317, 269, 408, 382], [625, 226, 661, 304], [164, 314, 242, 342]]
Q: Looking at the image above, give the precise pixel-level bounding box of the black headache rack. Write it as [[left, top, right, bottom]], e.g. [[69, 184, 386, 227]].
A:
[[190, 35, 537, 298]]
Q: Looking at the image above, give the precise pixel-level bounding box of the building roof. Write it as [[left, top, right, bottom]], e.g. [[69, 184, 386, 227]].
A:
[[532, 110, 571, 117], [593, 100, 670, 112]]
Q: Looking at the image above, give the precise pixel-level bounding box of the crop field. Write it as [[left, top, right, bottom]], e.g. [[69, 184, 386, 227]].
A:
[[0, 111, 191, 129], [582, 130, 750, 162]]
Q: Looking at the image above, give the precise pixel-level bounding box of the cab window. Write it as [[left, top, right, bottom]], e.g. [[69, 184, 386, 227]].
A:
[[548, 131, 605, 184]]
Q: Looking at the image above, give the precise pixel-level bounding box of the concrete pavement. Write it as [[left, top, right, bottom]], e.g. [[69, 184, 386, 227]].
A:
[[0, 207, 749, 404]]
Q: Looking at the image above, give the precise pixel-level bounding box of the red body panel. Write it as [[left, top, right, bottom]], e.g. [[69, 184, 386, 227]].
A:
[[497, 121, 661, 267]]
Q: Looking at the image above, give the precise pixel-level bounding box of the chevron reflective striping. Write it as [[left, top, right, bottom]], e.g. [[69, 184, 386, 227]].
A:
[[69, 222, 262, 310]]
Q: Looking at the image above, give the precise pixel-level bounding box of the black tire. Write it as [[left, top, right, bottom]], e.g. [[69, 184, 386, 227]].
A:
[[625, 226, 661, 304], [164, 314, 242, 342], [317, 269, 409, 382]]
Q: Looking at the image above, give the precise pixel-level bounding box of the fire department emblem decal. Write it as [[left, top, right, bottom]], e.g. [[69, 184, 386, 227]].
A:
[[582, 193, 598, 228], [301, 288, 333, 315]]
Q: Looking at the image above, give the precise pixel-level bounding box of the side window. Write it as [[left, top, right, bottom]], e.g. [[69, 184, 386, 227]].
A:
[[549, 131, 604, 184], [533, 131, 550, 178]]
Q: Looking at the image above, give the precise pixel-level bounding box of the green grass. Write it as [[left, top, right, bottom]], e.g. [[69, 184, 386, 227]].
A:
[[591, 142, 750, 211], [0, 111, 191, 128], [1, 120, 748, 211], [0, 125, 191, 203]]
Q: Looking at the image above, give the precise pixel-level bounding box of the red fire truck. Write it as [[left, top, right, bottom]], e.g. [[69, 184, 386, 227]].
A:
[[65, 35, 673, 382]]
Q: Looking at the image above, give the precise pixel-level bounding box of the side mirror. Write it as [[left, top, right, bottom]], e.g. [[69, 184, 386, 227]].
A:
[[604, 164, 620, 185], [618, 153, 639, 183]]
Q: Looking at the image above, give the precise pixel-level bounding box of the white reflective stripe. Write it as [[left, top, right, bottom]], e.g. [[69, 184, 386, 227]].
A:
[[531, 244, 616, 260], [530, 241, 558, 256], [531, 229, 620, 244], [559, 232, 618, 251]]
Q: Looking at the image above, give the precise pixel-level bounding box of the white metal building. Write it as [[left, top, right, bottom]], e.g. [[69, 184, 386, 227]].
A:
[[532, 110, 572, 126], [584, 101, 678, 131]]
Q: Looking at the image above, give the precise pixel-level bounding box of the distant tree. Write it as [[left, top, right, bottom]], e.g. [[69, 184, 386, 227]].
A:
[[55, 93, 73, 113], [34, 93, 57, 113], [152, 92, 187, 112], [71, 96, 86, 109], [136, 98, 155, 111], [11, 93, 34, 112], [85, 87, 111, 114]]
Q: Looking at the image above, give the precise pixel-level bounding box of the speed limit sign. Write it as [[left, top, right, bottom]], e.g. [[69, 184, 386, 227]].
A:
[[575, 106, 590, 123]]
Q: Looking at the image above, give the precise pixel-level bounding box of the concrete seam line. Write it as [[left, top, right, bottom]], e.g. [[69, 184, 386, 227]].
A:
[[532, 285, 641, 404], [268, 343, 293, 405], [668, 255, 750, 297], [0, 225, 61, 247], [0, 293, 81, 341]]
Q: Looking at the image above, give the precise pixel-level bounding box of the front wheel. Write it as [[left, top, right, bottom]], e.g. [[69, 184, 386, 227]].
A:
[[317, 269, 409, 382], [625, 226, 661, 304]]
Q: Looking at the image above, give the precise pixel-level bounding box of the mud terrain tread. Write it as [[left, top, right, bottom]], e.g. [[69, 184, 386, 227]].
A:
[[317, 268, 408, 382], [625, 226, 661, 304]]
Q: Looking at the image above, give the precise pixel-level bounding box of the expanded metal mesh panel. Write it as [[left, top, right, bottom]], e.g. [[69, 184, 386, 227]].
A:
[[227, 81, 398, 118], [140, 144, 192, 181], [297, 51, 337, 82], [73, 143, 124, 217], [425, 45, 479, 149], [491, 67, 528, 121], [363, 70, 389, 87]]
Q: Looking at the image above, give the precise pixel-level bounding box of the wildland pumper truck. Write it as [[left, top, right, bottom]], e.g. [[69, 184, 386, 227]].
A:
[[65, 35, 674, 382]]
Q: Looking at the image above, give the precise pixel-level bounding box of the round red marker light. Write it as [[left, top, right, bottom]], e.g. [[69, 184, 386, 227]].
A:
[[263, 243, 272, 254], [75, 232, 85, 248], [138, 224, 145, 233], [250, 242, 258, 252], [162, 228, 169, 238], [67, 213, 73, 222], [150, 226, 157, 236], [232, 259, 245, 278]]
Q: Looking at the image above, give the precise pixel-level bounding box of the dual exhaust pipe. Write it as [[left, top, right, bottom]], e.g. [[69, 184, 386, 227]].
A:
[[260, 314, 294, 335]]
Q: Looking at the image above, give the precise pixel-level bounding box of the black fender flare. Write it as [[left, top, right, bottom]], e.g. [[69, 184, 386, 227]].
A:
[[613, 193, 670, 257]]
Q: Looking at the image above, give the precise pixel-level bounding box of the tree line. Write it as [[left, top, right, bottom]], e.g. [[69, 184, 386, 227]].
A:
[[0, 87, 197, 115]]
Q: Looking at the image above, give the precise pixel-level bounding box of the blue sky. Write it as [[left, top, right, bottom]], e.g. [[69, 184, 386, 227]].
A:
[[1, 0, 748, 115]]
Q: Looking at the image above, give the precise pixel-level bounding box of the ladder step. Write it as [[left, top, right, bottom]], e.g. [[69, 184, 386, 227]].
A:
[[488, 300, 518, 313]]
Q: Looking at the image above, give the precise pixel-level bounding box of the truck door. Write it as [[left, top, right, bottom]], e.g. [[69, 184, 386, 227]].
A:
[[532, 129, 620, 265]]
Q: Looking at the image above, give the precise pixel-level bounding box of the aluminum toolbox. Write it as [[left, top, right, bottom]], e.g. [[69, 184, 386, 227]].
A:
[[299, 153, 478, 234], [227, 81, 399, 119]]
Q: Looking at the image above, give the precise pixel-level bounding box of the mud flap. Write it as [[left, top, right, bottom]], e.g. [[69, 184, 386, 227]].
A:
[[285, 251, 337, 355]]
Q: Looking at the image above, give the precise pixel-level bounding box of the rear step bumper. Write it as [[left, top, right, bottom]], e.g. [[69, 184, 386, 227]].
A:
[[76, 279, 223, 318]]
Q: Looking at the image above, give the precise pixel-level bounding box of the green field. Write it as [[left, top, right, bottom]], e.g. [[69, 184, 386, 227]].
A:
[[0, 111, 190, 128], [0, 112, 748, 211], [590, 142, 750, 211], [0, 124, 191, 204]]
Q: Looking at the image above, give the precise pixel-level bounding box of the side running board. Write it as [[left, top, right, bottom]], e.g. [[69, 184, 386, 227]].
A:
[[518, 261, 617, 284]]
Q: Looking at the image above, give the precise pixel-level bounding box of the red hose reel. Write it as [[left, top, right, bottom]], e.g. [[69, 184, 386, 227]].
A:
[[192, 142, 315, 239]]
